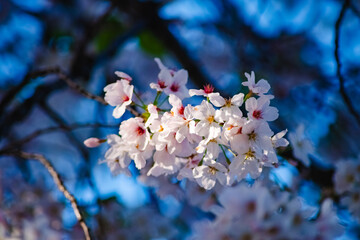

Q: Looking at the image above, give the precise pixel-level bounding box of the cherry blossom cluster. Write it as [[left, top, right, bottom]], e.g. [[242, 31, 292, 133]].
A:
[[86, 58, 289, 190], [190, 184, 344, 240], [334, 157, 360, 222]]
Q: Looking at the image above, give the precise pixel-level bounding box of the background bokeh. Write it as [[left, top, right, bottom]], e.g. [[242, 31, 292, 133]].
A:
[[1, 0, 360, 239]]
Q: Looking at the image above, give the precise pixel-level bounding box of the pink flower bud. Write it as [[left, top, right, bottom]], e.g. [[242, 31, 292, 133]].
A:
[[84, 137, 102, 148]]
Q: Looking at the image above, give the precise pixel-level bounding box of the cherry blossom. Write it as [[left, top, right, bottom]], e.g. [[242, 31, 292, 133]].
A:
[[150, 58, 189, 99], [289, 124, 314, 166], [242, 71, 271, 95], [104, 78, 134, 118], [98, 68, 290, 190], [208, 92, 244, 121]]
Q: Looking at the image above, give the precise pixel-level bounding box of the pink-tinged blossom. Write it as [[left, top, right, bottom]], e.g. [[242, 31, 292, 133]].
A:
[[96, 69, 288, 191], [150, 58, 189, 99], [189, 84, 215, 98], [245, 96, 279, 122], [119, 117, 150, 152], [289, 124, 314, 166], [177, 154, 202, 180], [242, 71, 271, 95], [209, 92, 244, 121], [193, 161, 228, 190], [104, 79, 134, 118], [103, 134, 131, 176], [169, 94, 185, 117]]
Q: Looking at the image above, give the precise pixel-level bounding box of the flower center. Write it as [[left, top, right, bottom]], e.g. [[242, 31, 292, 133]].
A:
[[208, 166, 217, 175], [244, 149, 255, 159], [225, 98, 232, 107], [170, 83, 180, 92], [236, 127, 243, 135], [122, 95, 130, 102], [207, 115, 214, 123], [252, 110, 262, 119], [203, 84, 214, 94], [136, 126, 145, 136], [248, 131, 257, 141], [178, 106, 184, 115], [158, 80, 167, 89]]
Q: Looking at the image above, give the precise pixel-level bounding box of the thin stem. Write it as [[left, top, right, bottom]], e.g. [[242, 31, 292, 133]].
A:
[[198, 149, 207, 166], [0, 123, 118, 153], [221, 144, 237, 157], [133, 89, 146, 107], [153, 91, 162, 105], [220, 144, 232, 165], [158, 95, 169, 107]]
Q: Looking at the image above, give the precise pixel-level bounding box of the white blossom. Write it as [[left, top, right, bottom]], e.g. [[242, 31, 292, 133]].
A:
[[104, 78, 134, 118]]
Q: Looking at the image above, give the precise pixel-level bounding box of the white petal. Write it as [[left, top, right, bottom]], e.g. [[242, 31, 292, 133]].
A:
[[231, 93, 244, 106], [209, 93, 225, 107], [112, 105, 126, 118]]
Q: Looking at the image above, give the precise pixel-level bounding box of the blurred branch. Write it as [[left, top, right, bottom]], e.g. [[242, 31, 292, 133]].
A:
[[334, 0, 360, 126], [0, 123, 118, 153], [0, 68, 60, 115], [350, 0, 360, 18], [111, 0, 220, 94], [39, 101, 90, 161], [1, 151, 92, 240], [0, 67, 108, 138], [54, 68, 108, 105]]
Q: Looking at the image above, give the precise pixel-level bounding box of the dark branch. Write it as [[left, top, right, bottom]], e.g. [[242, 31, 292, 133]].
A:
[[0, 123, 118, 153], [335, 0, 360, 125], [0, 68, 60, 115]]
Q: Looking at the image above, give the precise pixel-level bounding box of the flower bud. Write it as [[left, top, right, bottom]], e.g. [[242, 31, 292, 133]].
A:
[[84, 137, 103, 148]]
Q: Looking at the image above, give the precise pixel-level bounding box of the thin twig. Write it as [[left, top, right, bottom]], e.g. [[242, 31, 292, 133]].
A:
[[0, 123, 118, 153], [2, 151, 92, 240], [335, 0, 360, 125], [55, 69, 108, 105]]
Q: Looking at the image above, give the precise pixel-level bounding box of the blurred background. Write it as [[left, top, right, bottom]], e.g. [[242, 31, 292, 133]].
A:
[[0, 0, 360, 239]]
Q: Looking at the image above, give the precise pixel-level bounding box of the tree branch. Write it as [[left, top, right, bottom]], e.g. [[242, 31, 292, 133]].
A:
[[2, 151, 92, 240], [0, 123, 118, 153], [335, 0, 360, 125]]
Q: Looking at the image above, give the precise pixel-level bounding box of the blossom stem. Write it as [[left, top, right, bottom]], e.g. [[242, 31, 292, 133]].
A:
[[133, 89, 146, 107], [244, 91, 254, 101], [153, 91, 162, 105], [220, 144, 232, 165], [222, 145, 237, 157], [158, 96, 169, 107], [198, 149, 207, 166]]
